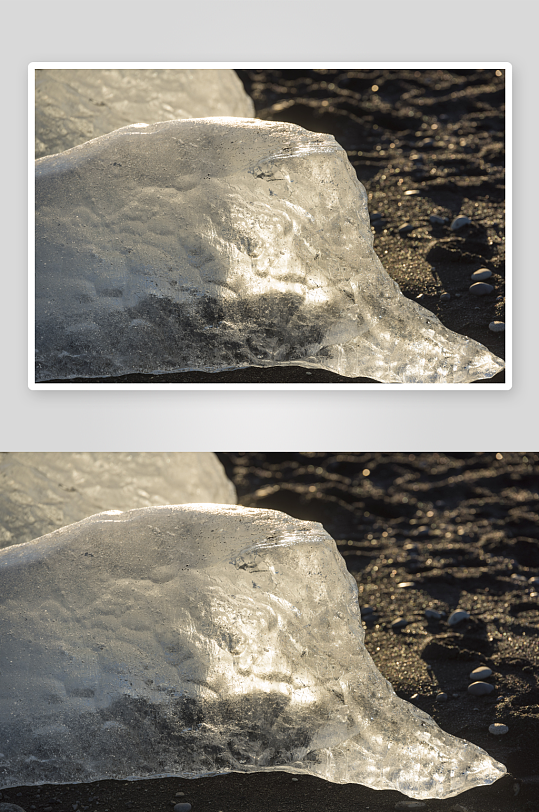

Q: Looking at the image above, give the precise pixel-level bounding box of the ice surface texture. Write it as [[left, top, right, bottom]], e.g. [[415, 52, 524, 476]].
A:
[[0, 453, 235, 549], [35, 69, 254, 159], [0, 505, 505, 797], [35, 118, 504, 383]]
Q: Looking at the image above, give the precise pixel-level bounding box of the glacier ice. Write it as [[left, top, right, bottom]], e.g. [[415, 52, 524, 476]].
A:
[[0, 505, 506, 798], [35, 117, 504, 383], [0, 452, 235, 549], [35, 68, 254, 159]]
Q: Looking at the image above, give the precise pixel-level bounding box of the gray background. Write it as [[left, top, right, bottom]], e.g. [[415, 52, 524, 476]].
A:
[[3, 0, 535, 450]]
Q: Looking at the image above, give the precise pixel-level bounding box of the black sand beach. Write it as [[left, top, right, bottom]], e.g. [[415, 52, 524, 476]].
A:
[[3, 453, 536, 812], [41, 68, 506, 385]]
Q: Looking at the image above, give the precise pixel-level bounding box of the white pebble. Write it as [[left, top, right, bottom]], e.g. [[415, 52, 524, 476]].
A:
[[489, 321, 505, 332], [425, 609, 442, 619], [469, 282, 494, 296], [469, 666, 493, 680], [450, 215, 471, 230], [468, 681, 495, 696], [471, 268, 493, 282], [448, 610, 470, 626], [489, 723, 508, 735]]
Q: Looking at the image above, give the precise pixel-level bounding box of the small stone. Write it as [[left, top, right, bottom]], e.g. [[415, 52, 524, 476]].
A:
[[291, 777, 299, 781], [471, 268, 493, 282], [0, 804, 29, 812], [469, 282, 494, 296], [430, 214, 446, 225], [448, 610, 470, 626], [175, 793, 186, 797], [450, 215, 471, 230], [450, 805, 468, 812], [395, 802, 426, 810], [529, 576, 539, 586], [173, 804, 192, 812], [436, 692, 448, 702], [361, 606, 375, 616], [397, 581, 415, 589], [489, 723, 508, 735], [489, 321, 505, 332], [425, 609, 442, 619], [440, 293, 451, 302], [391, 617, 409, 630], [398, 223, 415, 234], [470, 666, 493, 681], [468, 681, 495, 696], [403, 190, 420, 196], [370, 212, 383, 222]]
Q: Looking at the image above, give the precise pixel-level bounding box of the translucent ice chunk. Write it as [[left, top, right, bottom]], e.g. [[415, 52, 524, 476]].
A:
[[35, 69, 254, 158], [35, 118, 504, 383], [0, 505, 506, 797], [0, 452, 235, 548]]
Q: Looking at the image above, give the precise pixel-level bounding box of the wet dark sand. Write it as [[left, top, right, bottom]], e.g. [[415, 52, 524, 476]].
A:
[[4, 454, 536, 812], [40, 68, 506, 385]]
